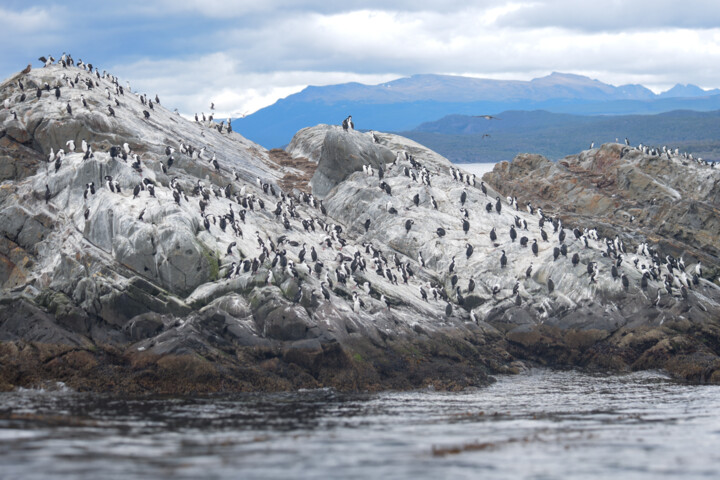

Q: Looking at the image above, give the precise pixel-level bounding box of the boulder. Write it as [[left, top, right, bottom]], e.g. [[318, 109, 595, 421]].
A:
[[286, 125, 395, 197]]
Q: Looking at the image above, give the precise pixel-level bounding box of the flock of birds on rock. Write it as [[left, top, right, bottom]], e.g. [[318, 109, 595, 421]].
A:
[[6, 53, 162, 123], [601, 137, 716, 169], [347, 135, 711, 319], [3, 54, 241, 209], [1, 54, 713, 324], [4, 53, 231, 141]]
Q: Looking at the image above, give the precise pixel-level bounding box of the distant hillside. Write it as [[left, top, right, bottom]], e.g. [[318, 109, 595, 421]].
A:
[[658, 84, 720, 98], [233, 72, 720, 148], [399, 110, 720, 163]]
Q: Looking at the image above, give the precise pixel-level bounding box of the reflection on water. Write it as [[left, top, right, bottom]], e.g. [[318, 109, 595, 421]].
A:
[[1, 370, 719, 479]]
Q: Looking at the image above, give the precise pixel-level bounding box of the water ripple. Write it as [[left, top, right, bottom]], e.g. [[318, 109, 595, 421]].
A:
[[1, 370, 719, 479]]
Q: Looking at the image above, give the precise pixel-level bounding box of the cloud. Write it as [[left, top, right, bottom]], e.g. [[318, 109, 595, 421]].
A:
[[3, 1, 720, 118], [210, 7, 720, 81], [151, 0, 504, 17], [495, 0, 720, 31], [111, 53, 399, 118], [0, 5, 70, 74], [0, 6, 55, 33]]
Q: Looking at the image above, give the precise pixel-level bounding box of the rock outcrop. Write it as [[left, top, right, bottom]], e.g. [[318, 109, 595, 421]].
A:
[[483, 145, 720, 282], [1, 60, 720, 393], [286, 125, 395, 197]]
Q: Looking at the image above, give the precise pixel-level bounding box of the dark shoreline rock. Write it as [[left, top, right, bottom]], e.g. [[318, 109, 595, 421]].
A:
[[0, 327, 502, 394]]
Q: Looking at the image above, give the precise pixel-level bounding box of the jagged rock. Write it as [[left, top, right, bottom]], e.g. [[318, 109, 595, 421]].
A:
[[484, 143, 720, 282], [0, 61, 719, 393], [286, 125, 395, 197], [0, 298, 86, 346], [124, 312, 164, 340]]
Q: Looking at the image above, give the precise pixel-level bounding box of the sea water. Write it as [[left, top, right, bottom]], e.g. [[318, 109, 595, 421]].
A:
[[0, 370, 718, 480]]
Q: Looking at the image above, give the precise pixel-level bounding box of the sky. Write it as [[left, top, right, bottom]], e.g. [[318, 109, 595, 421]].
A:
[[2, 0, 720, 118]]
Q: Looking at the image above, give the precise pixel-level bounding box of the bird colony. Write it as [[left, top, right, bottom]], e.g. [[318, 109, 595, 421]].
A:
[[0, 54, 719, 367]]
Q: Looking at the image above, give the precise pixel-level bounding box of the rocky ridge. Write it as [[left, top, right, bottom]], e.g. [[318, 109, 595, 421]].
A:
[[483, 145, 720, 282], [1, 60, 720, 393]]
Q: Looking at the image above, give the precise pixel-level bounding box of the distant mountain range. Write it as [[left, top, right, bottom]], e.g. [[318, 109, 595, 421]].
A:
[[233, 72, 720, 149], [401, 109, 720, 163]]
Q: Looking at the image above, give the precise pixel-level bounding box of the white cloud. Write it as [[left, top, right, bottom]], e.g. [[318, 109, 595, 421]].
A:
[[0, 6, 54, 33], [496, 0, 720, 31], [212, 7, 720, 86], [17, 1, 717, 118], [151, 0, 503, 17], [111, 53, 400, 118]]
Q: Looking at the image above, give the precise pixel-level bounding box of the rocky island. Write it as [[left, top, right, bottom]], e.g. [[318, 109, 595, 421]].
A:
[[1, 60, 719, 394]]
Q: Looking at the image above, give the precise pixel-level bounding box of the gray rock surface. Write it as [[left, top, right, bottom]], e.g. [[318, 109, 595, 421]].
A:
[[286, 125, 395, 197], [1, 61, 720, 392], [483, 145, 720, 281]]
